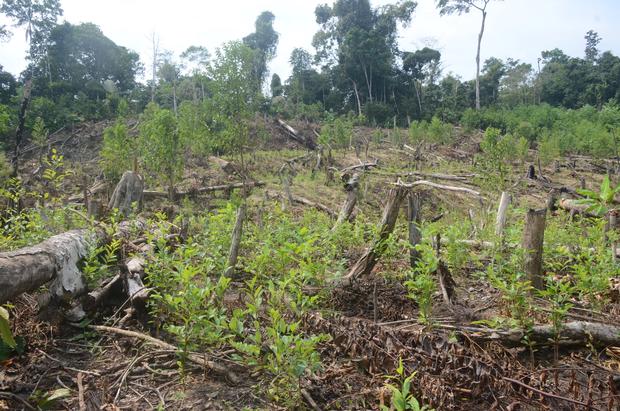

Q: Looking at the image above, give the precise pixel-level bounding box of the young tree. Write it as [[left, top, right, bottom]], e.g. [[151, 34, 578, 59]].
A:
[[436, 0, 498, 110], [208, 41, 259, 160]]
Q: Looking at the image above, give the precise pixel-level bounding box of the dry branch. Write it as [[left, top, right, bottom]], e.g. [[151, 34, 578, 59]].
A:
[[445, 321, 620, 347], [340, 160, 378, 174], [90, 325, 239, 383], [394, 179, 482, 198], [265, 190, 336, 218]]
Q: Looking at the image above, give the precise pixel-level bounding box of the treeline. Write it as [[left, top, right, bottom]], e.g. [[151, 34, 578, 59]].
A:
[[1, 0, 620, 160]]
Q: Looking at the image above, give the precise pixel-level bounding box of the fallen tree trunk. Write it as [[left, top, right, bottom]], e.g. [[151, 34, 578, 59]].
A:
[[340, 160, 378, 174], [143, 181, 265, 200], [277, 119, 316, 150], [557, 198, 599, 218], [0, 229, 104, 304], [443, 321, 620, 347], [265, 190, 336, 218], [394, 180, 482, 198]]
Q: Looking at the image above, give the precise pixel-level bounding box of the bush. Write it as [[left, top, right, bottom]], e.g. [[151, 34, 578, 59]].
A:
[[364, 101, 394, 126], [100, 120, 134, 180]]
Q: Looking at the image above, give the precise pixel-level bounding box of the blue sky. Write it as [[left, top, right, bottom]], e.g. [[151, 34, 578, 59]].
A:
[[1, 0, 619, 82]]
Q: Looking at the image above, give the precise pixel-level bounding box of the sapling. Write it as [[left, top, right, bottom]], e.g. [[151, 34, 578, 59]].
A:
[[404, 243, 438, 325], [539, 276, 575, 364]]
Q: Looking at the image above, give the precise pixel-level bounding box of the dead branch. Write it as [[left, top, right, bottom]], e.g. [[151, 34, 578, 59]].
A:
[[143, 181, 265, 200], [394, 179, 482, 198], [340, 160, 378, 174], [265, 190, 337, 218], [89, 325, 239, 383]]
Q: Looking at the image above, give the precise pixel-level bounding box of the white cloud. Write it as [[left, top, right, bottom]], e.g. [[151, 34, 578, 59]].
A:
[[1, 0, 619, 83]]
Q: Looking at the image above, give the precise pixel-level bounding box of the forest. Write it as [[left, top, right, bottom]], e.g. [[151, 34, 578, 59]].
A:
[[0, 0, 620, 410]]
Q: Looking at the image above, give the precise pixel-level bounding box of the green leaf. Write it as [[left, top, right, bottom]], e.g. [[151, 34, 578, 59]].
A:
[[0, 307, 16, 348], [600, 176, 612, 202]]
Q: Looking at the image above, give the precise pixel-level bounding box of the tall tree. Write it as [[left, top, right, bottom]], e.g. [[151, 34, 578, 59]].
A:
[[1, 0, 63, 65], [313, 0, 416, 115], [584, 29, 601, 62], [402, 47, 441, 116], [436, 0, 498, 110], [243, 11, 279, 92], [270, 73, 282, 97], [1, 0, 62, 175]]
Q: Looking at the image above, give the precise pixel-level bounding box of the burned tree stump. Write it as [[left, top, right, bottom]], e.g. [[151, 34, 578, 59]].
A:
[[108, 171, 144, 217], [522, 208, 547, 289]]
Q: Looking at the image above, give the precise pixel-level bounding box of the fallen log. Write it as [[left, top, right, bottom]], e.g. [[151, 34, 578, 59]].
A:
[[0, 229, 104, 304], [557, 198, 599, 218], [277, 119, 316, 150], [265, 190, 337, 218], [394, 179, 483, 198], [372, 170, 477, 184], [340, 160, 378, 174], [143, 181, 265, 200], [442, 321, 620, 347], [90, 325, 239, 383]]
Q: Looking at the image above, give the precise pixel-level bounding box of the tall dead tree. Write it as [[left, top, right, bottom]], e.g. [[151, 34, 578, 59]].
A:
[[522, 208, 547, 289]]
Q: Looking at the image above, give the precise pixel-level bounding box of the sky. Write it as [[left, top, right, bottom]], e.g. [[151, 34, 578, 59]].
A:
[[1, 0, 620, 83]]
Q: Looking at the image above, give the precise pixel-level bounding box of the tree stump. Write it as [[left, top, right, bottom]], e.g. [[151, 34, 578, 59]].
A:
[[108, 171, 144, 217], [523, 208, 547, 289]]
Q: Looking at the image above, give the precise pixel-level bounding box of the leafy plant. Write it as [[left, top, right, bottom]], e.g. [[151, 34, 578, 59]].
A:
[[576, 175, 620, 216], [381, 358, 431, 411], [404, 244, 438, 325]]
